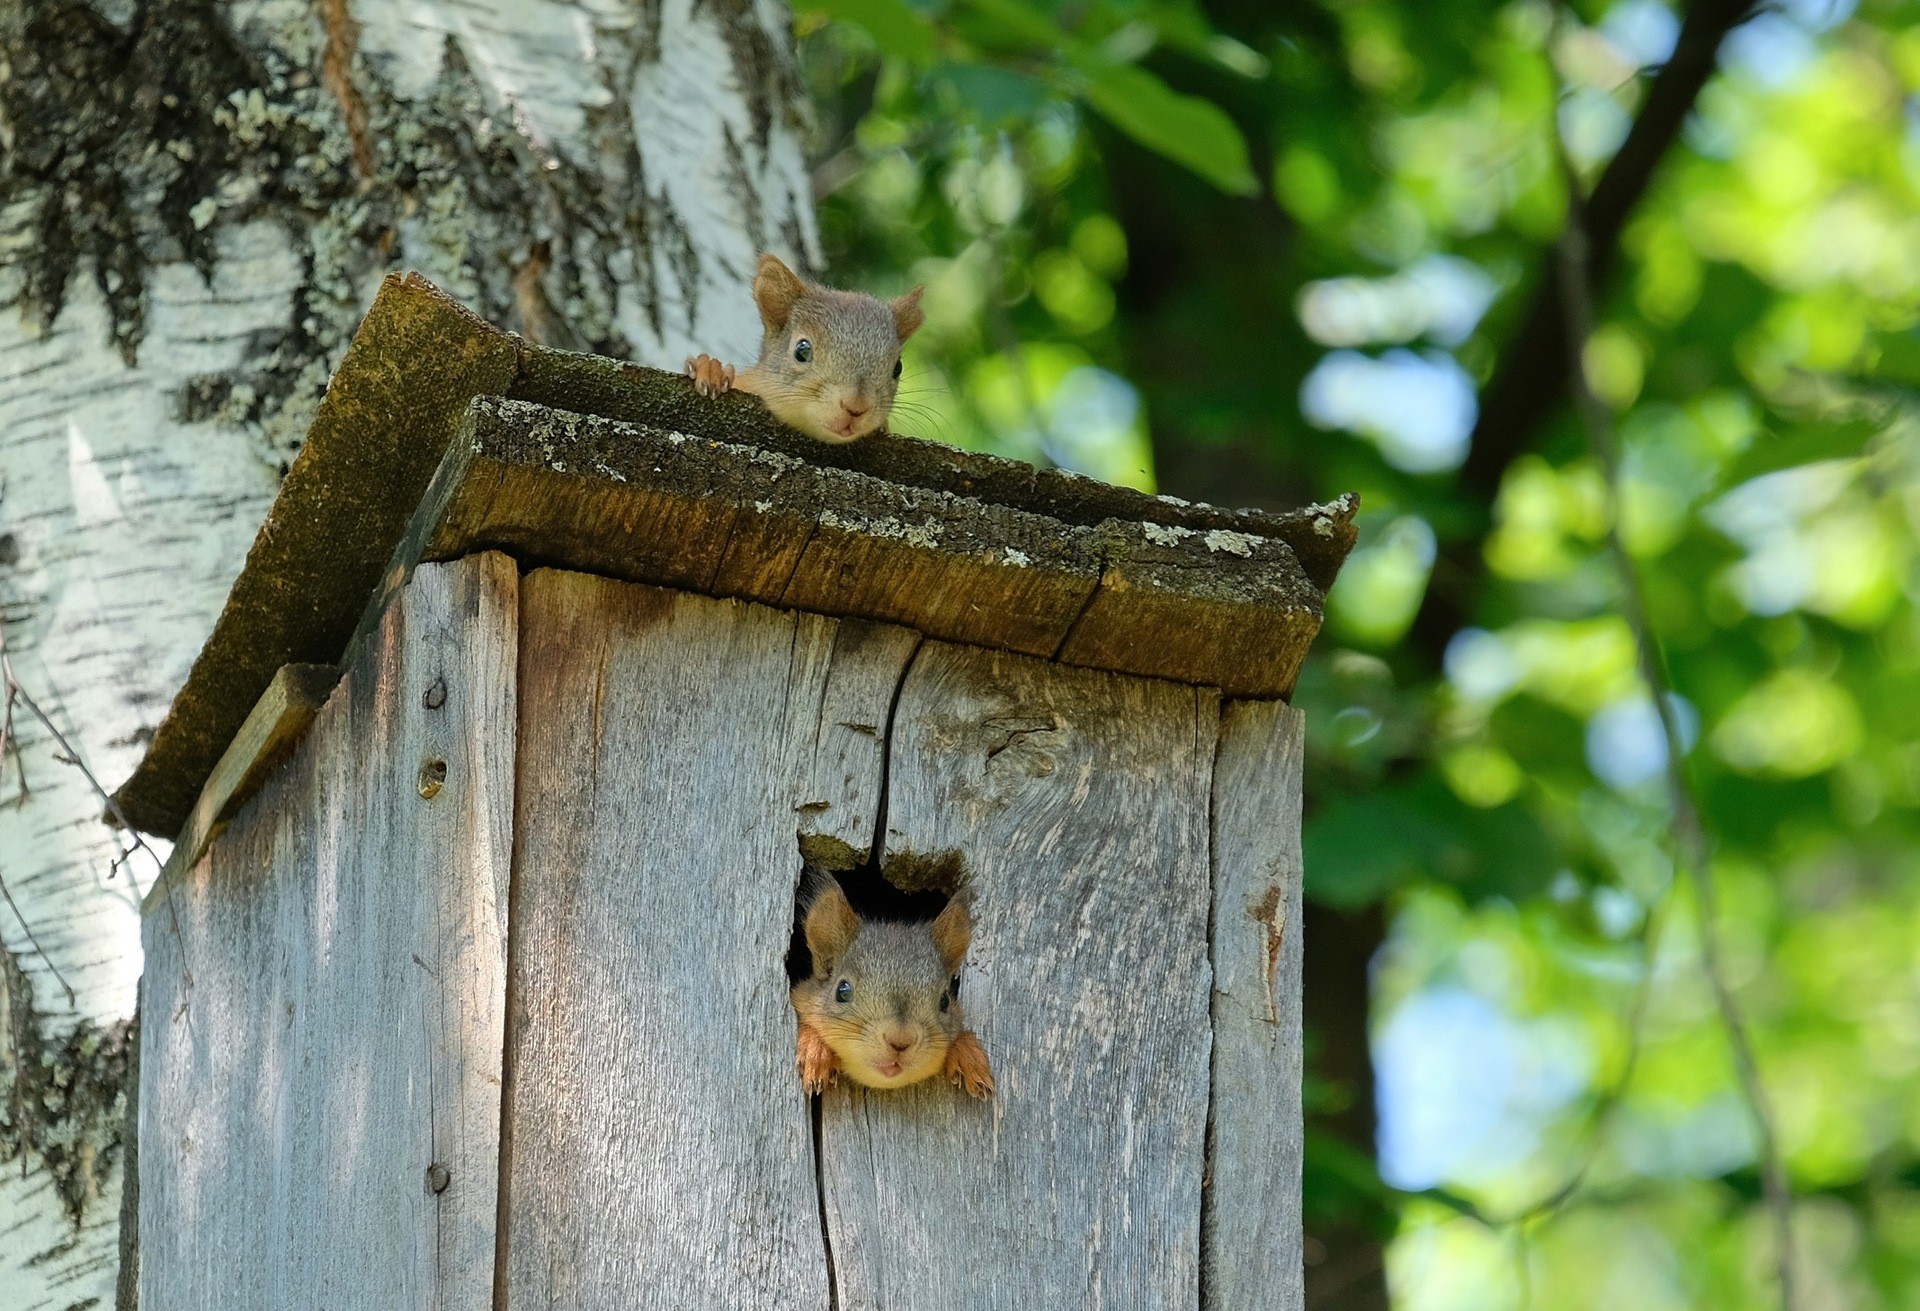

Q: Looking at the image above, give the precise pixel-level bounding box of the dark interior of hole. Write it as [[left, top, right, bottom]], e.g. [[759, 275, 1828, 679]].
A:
[[784, 843, 967, 983]]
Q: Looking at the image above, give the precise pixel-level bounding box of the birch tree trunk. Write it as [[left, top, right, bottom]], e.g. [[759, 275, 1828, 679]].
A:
[[0, 1, 815, 1303]]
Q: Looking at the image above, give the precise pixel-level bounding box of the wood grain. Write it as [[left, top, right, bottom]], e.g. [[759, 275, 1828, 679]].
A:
[[794, 619, 923, 870], [137, 553, 518, 1310], [1204, 700, 1307, 1310], [820, 642, 1220, 1310], [499, 569, 917, 1310]]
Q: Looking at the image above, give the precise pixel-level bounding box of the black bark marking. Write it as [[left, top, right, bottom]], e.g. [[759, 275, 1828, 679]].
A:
[[0, 0, 264, 361], [702, 0, 807, 153], [0, 947, 133, 1225]]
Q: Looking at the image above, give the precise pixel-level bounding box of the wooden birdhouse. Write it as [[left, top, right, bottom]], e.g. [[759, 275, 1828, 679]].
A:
[[115, 274, 1355, 1309]]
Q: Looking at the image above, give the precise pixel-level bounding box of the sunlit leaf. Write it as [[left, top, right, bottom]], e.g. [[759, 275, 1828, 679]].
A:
[[1865, 330, 1920, 388]]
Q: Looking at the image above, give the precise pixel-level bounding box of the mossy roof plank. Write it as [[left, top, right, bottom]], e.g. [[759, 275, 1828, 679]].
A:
[[110, 273, 517, 836]]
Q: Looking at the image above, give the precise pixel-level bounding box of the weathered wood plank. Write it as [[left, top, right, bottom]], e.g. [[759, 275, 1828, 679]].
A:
[[510, 343, 1359, 591], [138, 552, 518, 1310], [777, 479, 1100, 657], [500, 570, 917, 1309], [1057, 521, 1324, 698], [151, 662, 337, 896], [415, 400, 1105, 657], [1204, 700, 1306, 1311], [820, 643, 1220, 1310], [345, 400, 1324, 755]]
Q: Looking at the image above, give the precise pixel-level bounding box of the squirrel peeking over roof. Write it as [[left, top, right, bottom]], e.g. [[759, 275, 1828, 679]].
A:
[[685, 253, 925, 445], [790, 876, 994, 1099]]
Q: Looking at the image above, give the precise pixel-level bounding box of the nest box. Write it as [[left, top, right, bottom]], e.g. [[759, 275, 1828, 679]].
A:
[[117, 274, 1356, 1310]]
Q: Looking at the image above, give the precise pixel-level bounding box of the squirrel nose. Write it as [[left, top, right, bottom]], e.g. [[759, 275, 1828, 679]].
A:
[[840, 397, 871, 419], [884, 1027, 914, 1053]]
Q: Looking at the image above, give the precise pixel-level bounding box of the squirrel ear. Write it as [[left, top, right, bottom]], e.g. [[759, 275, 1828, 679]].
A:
[[804, 879, 861, 972], [753, 253, 807, 334], [891, 285, 926, 342], [928, 897, 971, 974]]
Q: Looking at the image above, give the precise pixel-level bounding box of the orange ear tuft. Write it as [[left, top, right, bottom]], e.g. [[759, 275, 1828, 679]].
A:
[[753, 253, 808, 333], [928, 897, 971, 974], [804, 879, 861, 973], [891, 285, 926, 341]]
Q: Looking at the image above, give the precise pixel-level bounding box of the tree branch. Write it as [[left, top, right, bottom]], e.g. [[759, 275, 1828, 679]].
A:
[[1412, 0, 1759, 657], [1550, 77, 1799, 1309], [1467, 0, 1758, 496]]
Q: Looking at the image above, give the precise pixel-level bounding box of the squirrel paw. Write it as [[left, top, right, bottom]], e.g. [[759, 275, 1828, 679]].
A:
[[944, 1031, 995, 1100], [685, 354, 736, 397], [796, 1024, 839, 1096]]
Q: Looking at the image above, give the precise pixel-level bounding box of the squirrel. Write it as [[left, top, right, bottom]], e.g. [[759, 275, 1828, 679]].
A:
[[790, 876, 995, 1099], [685, 253, 925, 445]]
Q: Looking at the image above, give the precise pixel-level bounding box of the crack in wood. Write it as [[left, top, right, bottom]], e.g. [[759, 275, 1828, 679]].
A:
[[979, 713, 1061, 771]]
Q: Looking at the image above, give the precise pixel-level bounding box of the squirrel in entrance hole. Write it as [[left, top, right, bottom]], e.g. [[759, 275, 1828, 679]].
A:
[[684, 253, 924, 445], [790, 877, 995, 1099]]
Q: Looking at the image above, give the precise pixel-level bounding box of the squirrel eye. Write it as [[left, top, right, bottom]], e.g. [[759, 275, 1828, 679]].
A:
[[794, 338, 813, 364], [834, 979, 851, 1004], [891, 357, 903, 380]]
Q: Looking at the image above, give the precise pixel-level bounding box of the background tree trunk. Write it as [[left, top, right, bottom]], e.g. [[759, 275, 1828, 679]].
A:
[[0, 1, 815, 1303]]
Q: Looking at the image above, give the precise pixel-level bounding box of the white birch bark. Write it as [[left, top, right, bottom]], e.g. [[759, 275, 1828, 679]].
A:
[[0, 0, 815, 1303]]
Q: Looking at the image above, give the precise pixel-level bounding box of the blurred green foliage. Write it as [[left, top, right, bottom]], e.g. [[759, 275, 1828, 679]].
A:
[[796, 0, 1920, 1305]]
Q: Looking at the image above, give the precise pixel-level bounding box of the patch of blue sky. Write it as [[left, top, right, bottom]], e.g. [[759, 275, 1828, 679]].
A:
[[1584, 693, 1700, 791], [1376, 986, 1592, 1191], [1301, 349, 1478, 474]]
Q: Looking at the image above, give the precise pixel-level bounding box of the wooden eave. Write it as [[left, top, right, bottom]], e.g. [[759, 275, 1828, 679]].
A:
[[111, 272, 1357, 840]]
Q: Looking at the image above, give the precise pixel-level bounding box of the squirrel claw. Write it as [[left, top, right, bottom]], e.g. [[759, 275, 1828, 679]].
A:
[[944, 1030, 995, 1100], [796, 1022, 839, 1096], [685, 353, 735, 397]]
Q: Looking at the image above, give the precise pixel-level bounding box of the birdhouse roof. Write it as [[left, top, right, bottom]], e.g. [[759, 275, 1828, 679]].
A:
[[112, 273, 1356, 839]]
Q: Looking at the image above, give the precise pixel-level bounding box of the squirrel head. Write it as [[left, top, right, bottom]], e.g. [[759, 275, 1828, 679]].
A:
[[748, 254, 924, 445], [793, 877, 971, 1090]]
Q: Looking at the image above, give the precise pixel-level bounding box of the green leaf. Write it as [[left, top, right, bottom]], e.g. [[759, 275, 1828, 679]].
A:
[[1143, 0, 1271, 78], [802, 0, 937, 65], [1866, 330, 1920, 388], [1067, 53, 1259, 195], [1721, 416, 1881, 486], [951, 0, 1068, 50], [930, 62, 1049, 123], [1303, 778, 1559, 908]]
